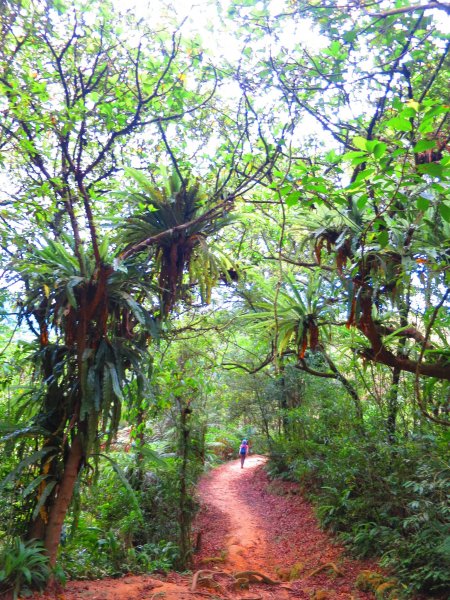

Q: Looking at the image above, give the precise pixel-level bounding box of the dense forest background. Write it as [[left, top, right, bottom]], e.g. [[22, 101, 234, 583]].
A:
[[0, 0, 449, 598]]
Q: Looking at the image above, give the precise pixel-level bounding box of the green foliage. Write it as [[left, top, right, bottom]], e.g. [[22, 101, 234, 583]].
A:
[[205, 427, 245, 462], [268, 410, 449, 596], [242, 272, 328, 358], [121, 168, 234, 315], [0, 537, 50, 599], [55, 441, 197, 579], [378, 460, 450, 594], [59, 522, 179, 579], [0, 0, 449, 589]]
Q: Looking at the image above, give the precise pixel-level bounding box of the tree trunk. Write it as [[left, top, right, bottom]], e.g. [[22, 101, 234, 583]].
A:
[[387, 366, 401, 443], [44, 435, 84, 566], [133, 405, 146, 486], [279, 376, 291, 439], [177, 400, 192, 569], [387, 295, 409, 442], [322, 352, 365, 429], [255, 390, 273, 449]]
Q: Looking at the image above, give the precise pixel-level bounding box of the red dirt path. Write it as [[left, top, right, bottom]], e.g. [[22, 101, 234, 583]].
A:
[[28, 456, 381, 600]]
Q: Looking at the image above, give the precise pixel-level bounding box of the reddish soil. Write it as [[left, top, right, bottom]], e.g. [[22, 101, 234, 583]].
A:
[[28, 456, 383, 600]]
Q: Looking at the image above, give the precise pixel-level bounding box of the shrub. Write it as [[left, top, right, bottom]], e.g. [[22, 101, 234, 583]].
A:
[[268, 428, 450, 596], [0, 537, 50, 599]]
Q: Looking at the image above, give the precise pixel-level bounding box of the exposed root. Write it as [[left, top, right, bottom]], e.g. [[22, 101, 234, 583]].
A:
[[191, 568, 280, 597], [191, 569, 213, 591], [276, 562, 305, 582], [232, 576, 250, 590], [191, 569, 226, 591], [190, 569, 230, 594], [308, 562, 344, 578], [356, 570, 400, 597], [233, 570, 280, 585]]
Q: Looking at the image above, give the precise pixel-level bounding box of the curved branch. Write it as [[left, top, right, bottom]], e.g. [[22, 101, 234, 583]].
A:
[[358, 293, 450, 381], [263, 253, 334, 272], [222, 353, 274, 374], [294, 359, 336, 379]]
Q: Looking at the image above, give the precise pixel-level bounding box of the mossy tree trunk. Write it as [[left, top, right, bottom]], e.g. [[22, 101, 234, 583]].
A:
[[176, 396, 193, 569]]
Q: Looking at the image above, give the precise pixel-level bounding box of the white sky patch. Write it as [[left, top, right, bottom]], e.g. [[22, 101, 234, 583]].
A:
[[114, 0, 329, 57]]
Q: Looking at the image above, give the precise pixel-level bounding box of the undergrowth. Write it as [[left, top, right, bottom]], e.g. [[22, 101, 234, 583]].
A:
[[56, 452, 188, 579], [267, 430, 450, 597], [0, 537, 50, 599]]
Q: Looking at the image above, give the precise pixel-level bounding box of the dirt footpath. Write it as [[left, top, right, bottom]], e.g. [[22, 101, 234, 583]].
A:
[[29, 455, 384, 599], [196, 455, 271, 572], [194, 454, 379, 599]]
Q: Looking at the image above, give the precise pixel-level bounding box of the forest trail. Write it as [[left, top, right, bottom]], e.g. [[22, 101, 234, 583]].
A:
[[196, 455, 271, 573], [193, 455, 378, 599], [31, 457, 382, 600]]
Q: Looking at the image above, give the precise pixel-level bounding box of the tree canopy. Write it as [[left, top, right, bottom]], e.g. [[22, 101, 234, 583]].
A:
[[0, 0, 449, 596]]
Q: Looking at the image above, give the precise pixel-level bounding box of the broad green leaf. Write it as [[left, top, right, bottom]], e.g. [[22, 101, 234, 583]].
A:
[[417, 163, 444, 178], [373, 143, 387, 159], [400, 107, 416, 119], [106, 362, 124, 401], [439, 203, 450, 223], [0, 426, 48, 444], [385, 117, 412, 132], [377, 230, 389, 249], [342, 151, 367, 160], [413, 140, 436, 153], [356, 194, 369, 209], [32, 480, 57, 520], [352, 136, 367, 151], [285, 191, 301, 206], [405, 99, 420, 112], [423, 105, 449, 119], [22, 474, 50, 497], [418, 120, 435, 134], [355, 168, 375, 182], [416, 197, 430, 211]]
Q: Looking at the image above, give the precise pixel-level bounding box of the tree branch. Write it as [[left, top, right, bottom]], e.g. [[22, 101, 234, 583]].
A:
[[120, 197, 235, 260], [294, 359, 336, 378], [222, 353, 274, 374], [372, 3, 450, 18], [358, 292, 450, 380]]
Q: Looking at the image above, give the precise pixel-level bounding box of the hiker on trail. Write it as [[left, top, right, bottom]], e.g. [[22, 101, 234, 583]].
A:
[[239, 438, 249, 468]]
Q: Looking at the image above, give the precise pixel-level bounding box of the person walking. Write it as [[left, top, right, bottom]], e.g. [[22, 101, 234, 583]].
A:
[[239, 438, 249, 468]]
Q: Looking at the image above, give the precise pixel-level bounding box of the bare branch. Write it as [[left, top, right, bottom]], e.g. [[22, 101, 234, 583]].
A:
[[222, 353, 274, 374], [294, 359, 336, 378]]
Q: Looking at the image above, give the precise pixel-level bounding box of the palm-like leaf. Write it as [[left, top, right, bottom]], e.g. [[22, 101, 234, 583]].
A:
[[18, 238, 158, 452], [242, 273, 329, 358], [121, 168, 234, 316]]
